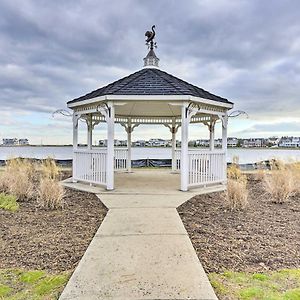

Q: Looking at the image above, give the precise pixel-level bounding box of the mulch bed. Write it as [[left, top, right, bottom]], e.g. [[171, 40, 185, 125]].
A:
[[178, 175, 300, 273], [0, 186, 107, 272]]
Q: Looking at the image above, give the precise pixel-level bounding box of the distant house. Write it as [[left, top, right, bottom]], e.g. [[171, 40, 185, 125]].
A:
[[279, 137, 300, 148], [18, 138, 29, 145], [227, 137, 238, 147], [3, 138, 18, 146], [134, 140, 146, 147], [148, 138, 168, 147], [242, 138, 264, 148], [265, 137, 279, 147]]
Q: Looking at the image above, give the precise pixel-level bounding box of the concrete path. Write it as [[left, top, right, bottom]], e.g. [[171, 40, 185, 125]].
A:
[[59, 194, 218, 300]]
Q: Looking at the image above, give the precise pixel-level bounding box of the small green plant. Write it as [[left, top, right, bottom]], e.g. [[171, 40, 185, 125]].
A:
[[0, 192, 19, 211]]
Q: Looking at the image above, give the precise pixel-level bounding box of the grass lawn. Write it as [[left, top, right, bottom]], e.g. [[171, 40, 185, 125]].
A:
[[209, 269, 300, 300], [0, 269, 71, 300]]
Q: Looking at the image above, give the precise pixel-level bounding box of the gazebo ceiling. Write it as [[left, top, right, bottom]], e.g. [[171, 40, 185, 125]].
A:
[[68, 68, 232, 106]]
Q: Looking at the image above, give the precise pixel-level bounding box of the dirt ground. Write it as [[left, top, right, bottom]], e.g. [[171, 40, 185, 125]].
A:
[[0, 187, 107, 272], [178, 175, 300, 273]]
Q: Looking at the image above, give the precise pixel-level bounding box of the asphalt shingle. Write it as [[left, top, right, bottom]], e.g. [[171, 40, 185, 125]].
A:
[[67, 68, 231, 105]]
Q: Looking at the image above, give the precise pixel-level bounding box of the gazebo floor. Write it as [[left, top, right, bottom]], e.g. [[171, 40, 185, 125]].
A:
[[62, 168, 225, 195]]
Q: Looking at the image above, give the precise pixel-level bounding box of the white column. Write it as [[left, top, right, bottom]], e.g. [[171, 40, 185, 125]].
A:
[[180, 103, 189, 191], [171, 118, 177, 172], [87, 114, 92, 149], [72, 113, 79, 183], [106, 102, 115, 190], [222, 113, 228, 151], [127, 118, 132, 172], [209, 120, 215, 151], [222, 112, 228, 182]]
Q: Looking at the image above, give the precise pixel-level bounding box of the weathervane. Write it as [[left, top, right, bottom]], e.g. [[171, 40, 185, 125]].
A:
[[145, 25, 157, 50]]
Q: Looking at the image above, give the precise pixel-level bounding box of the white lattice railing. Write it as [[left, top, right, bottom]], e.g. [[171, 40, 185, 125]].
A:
[[73, 149, 107, 185], [114, 148, 128, 171], [188, 150, 226, 186]]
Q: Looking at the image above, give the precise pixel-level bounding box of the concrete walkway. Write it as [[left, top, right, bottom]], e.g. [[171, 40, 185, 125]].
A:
[[60, 171, 221, 300]]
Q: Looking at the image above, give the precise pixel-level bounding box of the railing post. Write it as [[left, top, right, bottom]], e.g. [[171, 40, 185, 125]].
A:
[[106, 102, 115, 190], [127, 118, 132, 172], [72, 113, 79, 183], [171, 117, 177, 172], [222, 113, 228, 182], [181, 102, 189, 191], [87, 114, 93, 150], [209, 119, 215, 151]]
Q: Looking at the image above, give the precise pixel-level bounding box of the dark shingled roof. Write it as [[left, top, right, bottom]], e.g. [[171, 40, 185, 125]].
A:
[[68, 68, 231, 105]]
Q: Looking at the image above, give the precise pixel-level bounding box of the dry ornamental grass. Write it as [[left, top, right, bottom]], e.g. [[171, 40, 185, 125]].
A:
[[225, 163, 249, 210], [263, 169, 295, 204], [37, 177, 65, 209], [0, 158, 65, 210]]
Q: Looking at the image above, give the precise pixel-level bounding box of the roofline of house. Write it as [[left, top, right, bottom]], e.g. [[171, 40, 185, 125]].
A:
[[67, 94, 234, 109]]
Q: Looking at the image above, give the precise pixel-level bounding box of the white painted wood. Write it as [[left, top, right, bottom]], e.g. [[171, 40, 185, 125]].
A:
[[171, 118, 177, 172], [87, 114, 93, 150], [114, 148, 128, 171], [106, 102, 115, 190], [180, 103, 189, 191], [68, 94, 233, 109], [73, 149, 107, 185], [175, 149, 181, 171], [209, 121, 215, 151], [127, 118, 132, 172], [72, 113, 79, 183], [222, 113, 228, 151], [222, 112, 228, 182], [187, 150, 226, 187]]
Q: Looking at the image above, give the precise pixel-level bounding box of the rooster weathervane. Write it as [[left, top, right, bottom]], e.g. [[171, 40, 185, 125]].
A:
[[145, 25, 157, 50]]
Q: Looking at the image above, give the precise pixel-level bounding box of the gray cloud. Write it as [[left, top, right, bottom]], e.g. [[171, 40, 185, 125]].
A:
[[0, 0, 299, 142]]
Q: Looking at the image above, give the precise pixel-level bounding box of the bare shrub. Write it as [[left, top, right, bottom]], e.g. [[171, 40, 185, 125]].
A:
[[1, 158, 36, 201], [37, 177, 65, 209], [40, 158, 60, 180], [289, 162, 300, 194], [227, 164, 243, 180], [255, 168, 266, 181], [225, 177, 248, 210], [263, 168, 295, 204]]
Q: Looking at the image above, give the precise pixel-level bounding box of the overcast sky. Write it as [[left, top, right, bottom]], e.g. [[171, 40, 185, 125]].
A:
[[0, 0, 299, 144]]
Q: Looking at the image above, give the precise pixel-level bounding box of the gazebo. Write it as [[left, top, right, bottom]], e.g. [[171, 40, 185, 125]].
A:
[[67, 27, 233, 191]]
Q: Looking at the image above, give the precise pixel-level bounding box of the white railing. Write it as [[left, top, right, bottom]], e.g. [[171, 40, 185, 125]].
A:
[[73, 148, 129, 185], [175, 149, 181, 171], [73, 149, 107, 185], [114, 148, 128, 171], [188, 150, 226, 186]]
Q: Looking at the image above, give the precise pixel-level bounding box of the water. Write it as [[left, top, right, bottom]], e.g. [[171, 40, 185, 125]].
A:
[[1, 146, 300, 164]]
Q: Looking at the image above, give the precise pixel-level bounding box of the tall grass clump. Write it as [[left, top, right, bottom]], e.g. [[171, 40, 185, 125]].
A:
[[37, 177, 65, 209], [225, 157, 249, 210], [37, 158, 65, 209], [0, 158, 36, 201], [263, 160, 297, 203], [40, 157, 60, 180]]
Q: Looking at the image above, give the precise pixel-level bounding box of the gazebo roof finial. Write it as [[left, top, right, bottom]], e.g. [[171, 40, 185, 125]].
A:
[[143, 25, 159, 68]]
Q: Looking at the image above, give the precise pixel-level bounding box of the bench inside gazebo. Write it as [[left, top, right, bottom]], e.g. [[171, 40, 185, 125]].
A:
[[67, 28, 233, 192]]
